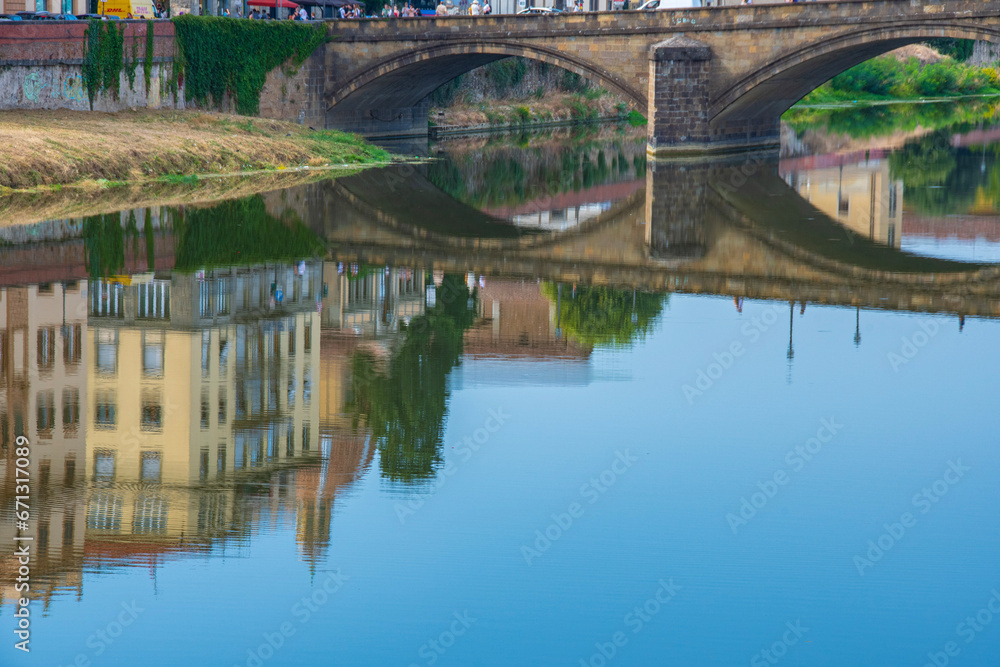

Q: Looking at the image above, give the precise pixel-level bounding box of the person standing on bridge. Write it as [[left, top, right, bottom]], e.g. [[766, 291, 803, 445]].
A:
[[436, 0, 448, 14]]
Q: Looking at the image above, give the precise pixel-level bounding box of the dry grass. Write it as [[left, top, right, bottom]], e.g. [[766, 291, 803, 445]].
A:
[[0, 109, 392, 191]]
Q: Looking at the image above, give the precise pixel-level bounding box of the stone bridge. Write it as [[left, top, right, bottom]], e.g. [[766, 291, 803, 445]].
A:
[[289, 156, 1000, 319], [322, 0, 1000, 153]]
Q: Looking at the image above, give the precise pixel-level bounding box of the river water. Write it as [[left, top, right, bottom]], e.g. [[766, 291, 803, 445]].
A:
[[2, 102, 1000, 666]]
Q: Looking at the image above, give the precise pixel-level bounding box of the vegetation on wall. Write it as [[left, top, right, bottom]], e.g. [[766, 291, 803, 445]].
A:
[[171, 16, 326, 116], [144, 20, 155, 93], [82, 20, 125, 109], [82, 20, 161, 109]]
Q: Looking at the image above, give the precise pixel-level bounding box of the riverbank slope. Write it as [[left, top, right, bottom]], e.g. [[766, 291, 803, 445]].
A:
[[0, 109, 392, 192]]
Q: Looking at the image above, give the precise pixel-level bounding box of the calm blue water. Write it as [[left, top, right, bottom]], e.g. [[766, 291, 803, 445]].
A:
[[3, 121, 1000, 667]]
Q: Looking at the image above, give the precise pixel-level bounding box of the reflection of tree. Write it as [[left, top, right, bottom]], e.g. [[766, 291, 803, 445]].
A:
[[82, 195, 325, 278], [348, 275, 477, 485], [83, 213, 127, 278], [889, 132, 995, 216], [173, 196, 325, 270], [540, 283, 666, 349], [427, 127, 646, 210], [785, 98, 999, 140]]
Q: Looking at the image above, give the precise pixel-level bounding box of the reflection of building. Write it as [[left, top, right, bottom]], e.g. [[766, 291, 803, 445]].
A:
[[457, 279, 593, 388], [783, 158, 904, 248], [320, 264, 426, 337], [84, 262, 323, 557], [0, 282, 88, 606]]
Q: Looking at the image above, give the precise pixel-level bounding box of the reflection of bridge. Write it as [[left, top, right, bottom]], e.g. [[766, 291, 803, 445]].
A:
[[299, 158, 1000, 319], [322, 1, 1000, 153]]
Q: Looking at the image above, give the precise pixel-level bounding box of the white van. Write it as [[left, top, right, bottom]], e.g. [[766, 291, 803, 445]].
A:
[[636, 0, 707, 9]]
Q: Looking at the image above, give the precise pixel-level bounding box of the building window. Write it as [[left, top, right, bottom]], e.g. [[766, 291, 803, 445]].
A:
[[62, 388, 80, 437], [219, 332, 229, 375], [142, 331, 165, 378], [95, 330, 118, 376], [137, 281, 169, 320], [94, 390, 116, 430], [288, 325, 296, 356], [133, 494, 167, 534], [140, 393, 163, 432], [200, 448, 209, 481], [36, 390, 55, 439], [200, 391, 209, 429], [888, 224, 896, 248], [217, 279, 230, 315], [87, 492, 122, 531], [64, 457, 76, 487], [302, 424, 310, 452], [37, 327, 56, 373], [304, 323, 312, 353], [140, 452, 162, 483], [93, 450, 116, 482], [303, 366, 312, 406], [199, 281, 211, 319], [201, 330, 211, 377], [888, 184, 898, 218], [218, 391, 227, 424], [63, 324, 82, 366], [217, 445, 227, 475]]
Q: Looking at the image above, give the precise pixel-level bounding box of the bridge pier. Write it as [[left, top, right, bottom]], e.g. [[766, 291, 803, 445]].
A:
[[645, 160, 711, 261], [646, 37, 779, 156]]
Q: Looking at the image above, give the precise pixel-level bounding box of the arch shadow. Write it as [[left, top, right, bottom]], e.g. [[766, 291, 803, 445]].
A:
[[327, 41, 647, 116]]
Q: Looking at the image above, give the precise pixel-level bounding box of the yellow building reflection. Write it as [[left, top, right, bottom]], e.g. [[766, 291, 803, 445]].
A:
[[0, 281, 88, 607], [783, 156, 904, 248]]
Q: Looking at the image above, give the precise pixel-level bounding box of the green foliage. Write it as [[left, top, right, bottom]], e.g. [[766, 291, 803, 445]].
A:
[[171, 16, 326, 116], [801, 55, 999, 105], [560, 69, 588, 93], [514, 105, 531, 123], [125, 32, 138, 92], [830, 57, 903, 96], [925, 38, 974, 62], [915, 61, 961, 96], [626, 109, 647, 127], [348, 275, 477, 485], [484, 58, 528, 96], [144, 20, 155, 93], [428, 74, 464, 106], [83, 213, 126, 278], [540, 283, 666, 349], [784, 97, 999, 140], [82, 20, 125, 109], [172, 195, 325, 269]]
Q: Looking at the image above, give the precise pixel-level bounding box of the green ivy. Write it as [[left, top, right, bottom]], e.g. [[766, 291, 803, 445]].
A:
[[171, 16, 326, 116], [144, 20, 155, 93], [82, 20, 126, 109]]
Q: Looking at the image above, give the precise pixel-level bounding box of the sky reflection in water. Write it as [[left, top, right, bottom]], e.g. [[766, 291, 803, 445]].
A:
[[2, 113, 1000, 667]]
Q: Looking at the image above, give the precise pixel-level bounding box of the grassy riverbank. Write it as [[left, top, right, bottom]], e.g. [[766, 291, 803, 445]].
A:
[[0, 109, 392, 192]]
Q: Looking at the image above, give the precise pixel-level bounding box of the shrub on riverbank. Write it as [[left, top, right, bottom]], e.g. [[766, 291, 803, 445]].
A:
[[798, 54, 999, 105]]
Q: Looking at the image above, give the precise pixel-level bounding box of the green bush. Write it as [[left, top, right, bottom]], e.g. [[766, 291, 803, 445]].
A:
[[830, 56, 903, 96], [915, 62, 960, 96], [514, 105, 531, 123]]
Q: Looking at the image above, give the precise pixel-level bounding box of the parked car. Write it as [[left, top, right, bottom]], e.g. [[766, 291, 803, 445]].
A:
[[16, 10, 56, 19], [516, 6, 561, 13], [0, 13, 23, 19], [53, 13, 78, 19]]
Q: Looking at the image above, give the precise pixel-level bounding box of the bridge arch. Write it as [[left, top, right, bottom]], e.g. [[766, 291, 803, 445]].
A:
[[326, 41, 647, 118], [710, 23, 1000, 130]]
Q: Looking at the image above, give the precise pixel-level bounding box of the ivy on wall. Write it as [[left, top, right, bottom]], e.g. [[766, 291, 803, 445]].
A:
[[144, 20, 155, 93], [171, 16, 326, 116], [82, 20, 125, 109]]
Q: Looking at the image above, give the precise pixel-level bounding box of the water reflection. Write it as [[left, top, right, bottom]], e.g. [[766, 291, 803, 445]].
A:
[[2, 114, 1000, 616]]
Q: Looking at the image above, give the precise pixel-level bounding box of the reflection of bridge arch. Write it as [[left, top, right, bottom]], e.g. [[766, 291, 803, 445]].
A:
[[711, 24, 1000, 131], [326, 41, 646, 119]]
